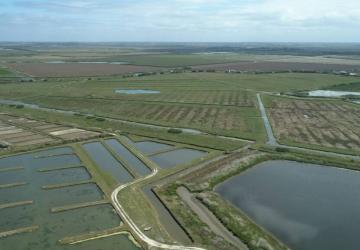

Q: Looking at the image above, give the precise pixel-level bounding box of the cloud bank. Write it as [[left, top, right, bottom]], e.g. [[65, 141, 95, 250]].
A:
[[0, 0, 359, 42]]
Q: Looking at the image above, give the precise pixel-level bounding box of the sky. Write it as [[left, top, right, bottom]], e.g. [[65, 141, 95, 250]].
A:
[[0, 0, 360, 42]]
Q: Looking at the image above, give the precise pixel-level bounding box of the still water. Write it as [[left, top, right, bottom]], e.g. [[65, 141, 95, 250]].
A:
[[216, 160, 360, 250]]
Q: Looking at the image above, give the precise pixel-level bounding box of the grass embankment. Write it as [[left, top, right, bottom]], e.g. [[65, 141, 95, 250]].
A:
[[51, 200, 108, 213], [116, 138, 221, 245], [0, 182, 27, 189], [41, 179, 94, 190], [58, 226, 127, 245], [0, 226, 39, 238], [0, 166, 24, 173], [37, 164, 84, 172], [0, 200, 33, 210], [157, 184, 239, 250]]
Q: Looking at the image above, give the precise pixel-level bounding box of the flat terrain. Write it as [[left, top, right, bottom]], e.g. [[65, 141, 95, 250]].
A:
[[193, 61, 360, 72], [8, 63, 164, 77], [0, 73, 358, 141], [263, 95, 360, 153]]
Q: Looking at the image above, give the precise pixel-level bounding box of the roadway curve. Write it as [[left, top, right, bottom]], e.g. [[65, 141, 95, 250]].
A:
[[111, 168, 206, 250]]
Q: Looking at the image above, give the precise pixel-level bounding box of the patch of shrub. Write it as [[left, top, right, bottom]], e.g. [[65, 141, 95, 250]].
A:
[[95, 117, 105, 122], [275, 147, 290, 153], [168, 128, 182, 134]]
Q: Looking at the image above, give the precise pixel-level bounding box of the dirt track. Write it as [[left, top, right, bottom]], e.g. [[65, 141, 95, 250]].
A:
[[177, 187, 248, 250]]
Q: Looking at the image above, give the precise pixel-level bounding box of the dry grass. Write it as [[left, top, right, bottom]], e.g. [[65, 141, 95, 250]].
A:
[[265, 96, 360, 152]]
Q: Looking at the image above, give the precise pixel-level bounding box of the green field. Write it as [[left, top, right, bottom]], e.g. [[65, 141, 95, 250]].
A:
[[326, 81, 360, 91], [0, 68, 11, 75], [0, 72, 357, 141]]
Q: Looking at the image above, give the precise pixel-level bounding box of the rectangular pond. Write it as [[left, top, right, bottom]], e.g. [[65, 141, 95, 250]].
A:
[[133, 141, 174, 155], [216, 160, 360, 250], [82, 142, 134, 183], [0, 147, 139, 250], [149, 148, 208, 169], [105, 139, 151, 176]]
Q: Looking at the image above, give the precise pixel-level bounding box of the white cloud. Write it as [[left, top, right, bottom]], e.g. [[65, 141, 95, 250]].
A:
[[1, 0, 360, 41]]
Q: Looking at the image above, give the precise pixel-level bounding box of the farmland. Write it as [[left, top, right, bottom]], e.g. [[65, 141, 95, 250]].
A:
[[8, 63, 164, 77], [0, 72, 358, 142], [263, 95, 360, 153], [2, 43, 360, 250], [193, 61, 360, 73]]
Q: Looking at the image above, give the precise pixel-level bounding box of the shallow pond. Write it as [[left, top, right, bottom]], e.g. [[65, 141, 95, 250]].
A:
[[216, 160, 360, 250], [133, 141, 174, 155], [82, 142, 134, 183], [308, 90, 360, 97], [150, 148, 207, 169], [105, 139, 151, 176], [0, 147, 139, 250], [115, 89, 160, 95]]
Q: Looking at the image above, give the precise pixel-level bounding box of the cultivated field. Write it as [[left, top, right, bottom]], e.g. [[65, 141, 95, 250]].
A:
[[193, 61, 360, 72], [7, 63, 164, 77], [19, 96, 263, 140], [0, 72, 358, 142], [264, 95, 360, 153]]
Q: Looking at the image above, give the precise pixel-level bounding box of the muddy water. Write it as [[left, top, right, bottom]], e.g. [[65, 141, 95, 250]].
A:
[[0, 147, 140, 250], [150, 148, 208, 169], [133, 141, 174, 155], [216, 160, 360, 250], [82, 142, 134, 183], [105, 139, 151, 176]]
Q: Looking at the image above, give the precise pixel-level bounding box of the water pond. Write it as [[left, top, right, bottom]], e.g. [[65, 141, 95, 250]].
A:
[[308, 90, 360, 97], [150, 148, 208, 169], [0, 147, 140, 250], [105, 139, 151, 176], [82, 142, 134, 183], [216, 160, 360, 250], [133, 141, 174, 155], [115, 89, 160, 95]]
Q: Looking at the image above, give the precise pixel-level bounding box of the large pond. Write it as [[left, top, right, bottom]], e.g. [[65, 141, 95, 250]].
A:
[[150, 148, 208, 169], [104, 139, 152, 176], [216, 160, 360, 250], [115, 89, 160, 95], [82, 142, 134, 183], [133, 141, 175, 155], [308, 90, 360, 97]]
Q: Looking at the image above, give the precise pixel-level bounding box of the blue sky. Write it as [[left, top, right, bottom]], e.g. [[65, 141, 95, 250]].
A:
[[1, 0, 360, 42]]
